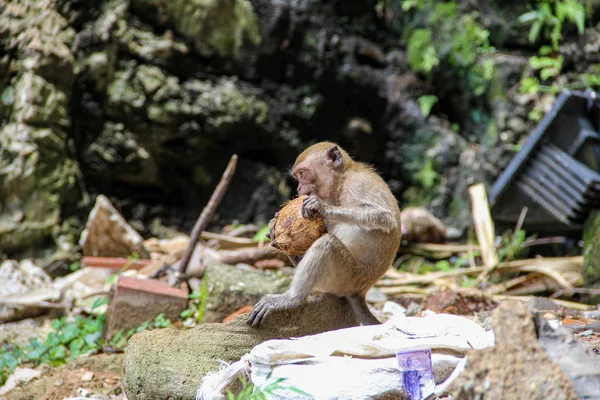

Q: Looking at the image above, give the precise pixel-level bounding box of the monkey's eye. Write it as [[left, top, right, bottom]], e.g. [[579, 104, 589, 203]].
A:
[[297, 170, 304, 179]]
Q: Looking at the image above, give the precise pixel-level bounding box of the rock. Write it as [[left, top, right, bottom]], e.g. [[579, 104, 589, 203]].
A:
[[450, 301, 579, 400], [0, 260, 53, 323], [79, 195, 150, 258], [123, 293, 360, 400], [424, 288, 496, 315], [0, 0, 81, 257], [0, 318, 53, 349], [535, 314, 600, 399], [130, 0, 261, 60], [583, 209, 600, 285], [400, 206, 446, 244], [0, 368, 42, 396], [202, 263, 292, 323]]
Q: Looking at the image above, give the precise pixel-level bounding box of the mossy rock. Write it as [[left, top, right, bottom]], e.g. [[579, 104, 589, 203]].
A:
[[583, 210, 600, 285]]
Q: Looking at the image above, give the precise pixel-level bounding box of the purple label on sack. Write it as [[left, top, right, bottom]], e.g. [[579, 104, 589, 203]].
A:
[[396, 349, 435, 400]]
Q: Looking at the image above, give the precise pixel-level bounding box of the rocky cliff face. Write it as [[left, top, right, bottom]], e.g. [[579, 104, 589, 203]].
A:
[[1, 0, 600, 261]]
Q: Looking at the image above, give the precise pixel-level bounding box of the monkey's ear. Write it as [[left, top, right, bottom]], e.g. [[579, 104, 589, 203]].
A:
[[326, 145, 344, 168]]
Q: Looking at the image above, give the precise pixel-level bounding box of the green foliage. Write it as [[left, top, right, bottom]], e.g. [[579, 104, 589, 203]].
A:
[[69, 261, 80, 272], [227, 377, 311, 400], [517, 1, 589, 123], [253, 225, 270, 243], [417, 95, 439, 117], [407, 29, 439, 73], [181, 277, 210, 325], [415, 157, 438, 190], [0, 298, 172, 385], [519, 0, 585, 49], [434, 260, 452, 272], [498, 229, 536, 263], [405, 0, 494, 95], [0, 312, 105, 385]]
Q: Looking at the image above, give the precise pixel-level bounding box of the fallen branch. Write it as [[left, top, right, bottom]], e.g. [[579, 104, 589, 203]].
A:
[[494, 294, 594, 311], [215, 246, 287, 266], [178, 154, 238, 276], [201, 231, 257, 249], [469, 184, 499, 285], [380, 256, 583, 287]]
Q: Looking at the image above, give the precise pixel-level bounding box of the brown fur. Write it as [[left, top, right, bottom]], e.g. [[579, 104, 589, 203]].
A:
[[249, 142, 402, 327]]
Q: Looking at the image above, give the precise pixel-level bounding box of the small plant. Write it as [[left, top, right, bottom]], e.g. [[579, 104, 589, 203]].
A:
[[0, 297, 172, 385], [253, 225, 270, 243], [498, 228, 536, 263], [407, 29, 439, 74], [417, 95, 439, 117], [181, 277, 210, 326], [69, 261, 81, 272], [406, 1, 493, 87], [519, 0, 586, 49], [227, 377, 311, 400]]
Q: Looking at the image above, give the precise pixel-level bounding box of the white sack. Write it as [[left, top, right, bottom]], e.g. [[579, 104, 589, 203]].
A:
[[249, 312, 494, 400]]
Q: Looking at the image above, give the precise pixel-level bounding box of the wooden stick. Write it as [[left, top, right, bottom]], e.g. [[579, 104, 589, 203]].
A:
[[178, 155, 238, 275], [494, 294, 594, 311], [380, 256, 583, 286], [82, 256, 152, 270], [200, 231, 257, 248], [469, 184, 499, 284], [401, 243, 481, 253]]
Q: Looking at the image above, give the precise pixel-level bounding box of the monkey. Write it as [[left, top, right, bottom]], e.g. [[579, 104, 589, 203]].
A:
[[248, 142, 402, 327], [400, 206, 446, 244]]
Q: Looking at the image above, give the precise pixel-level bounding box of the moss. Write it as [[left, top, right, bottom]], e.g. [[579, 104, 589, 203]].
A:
[[106, 66, 148, 114], [194, 78, 269, 126], [583, 210, 600, 285], [116, 19, 190, 64], [0, 0, 80, 254], [130, 0, 261, 60]]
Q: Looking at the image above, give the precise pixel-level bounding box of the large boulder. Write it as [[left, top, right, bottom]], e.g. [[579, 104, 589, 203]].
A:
[[450, 301, 579, 399], [123, 294, 360, 400], [0, 0, 80, 256], [583, 210, 600, 285]]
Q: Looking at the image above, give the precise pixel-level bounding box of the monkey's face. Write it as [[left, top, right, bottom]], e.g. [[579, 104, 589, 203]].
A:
[[292, 151, 338, 201], [293, 164, 317, 197]]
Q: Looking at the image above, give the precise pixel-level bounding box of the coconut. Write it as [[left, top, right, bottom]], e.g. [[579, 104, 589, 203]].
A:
[[271, 195, 327, 257]]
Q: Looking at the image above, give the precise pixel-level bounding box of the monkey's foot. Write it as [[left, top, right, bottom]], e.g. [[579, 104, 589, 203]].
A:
[[247, 294, 300, 328]]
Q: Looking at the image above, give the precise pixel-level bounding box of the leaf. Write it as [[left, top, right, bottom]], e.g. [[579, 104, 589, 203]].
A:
[[180, 309, 194, 319], [84, 332, 102, 348], [26, 340, 48, 362], [435, 260, 451, 271], [407, 29, 439, 73], [518, 10, 540, 24], [253, 225, 270, 242], [91, 297, 108, 310], [196, 276, 210, 323], [529, 20, 543, 43], [51, 318, 65, 330], [49, 345, 67, 362], [539, 45, 554, 56], [417, 95, 438, 117], [59, 323, 80, 344], [69, 337, 84, 359]]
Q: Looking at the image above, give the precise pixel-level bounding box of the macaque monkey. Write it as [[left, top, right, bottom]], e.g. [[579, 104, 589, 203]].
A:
[[400, 206, 446, 244], [248, 142, 402, 327]]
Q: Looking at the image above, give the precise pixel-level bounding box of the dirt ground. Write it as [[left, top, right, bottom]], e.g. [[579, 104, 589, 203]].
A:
[[3, 353, 125, 400]]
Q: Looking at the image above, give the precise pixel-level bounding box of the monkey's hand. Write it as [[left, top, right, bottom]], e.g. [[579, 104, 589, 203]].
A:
[[248, 293, 300, 328], [266, 212, 280, 241], [302, 195, 326, 220]]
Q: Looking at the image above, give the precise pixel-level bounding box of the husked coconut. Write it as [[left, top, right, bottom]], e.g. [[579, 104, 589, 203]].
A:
[[272, 195, 327, 257]]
